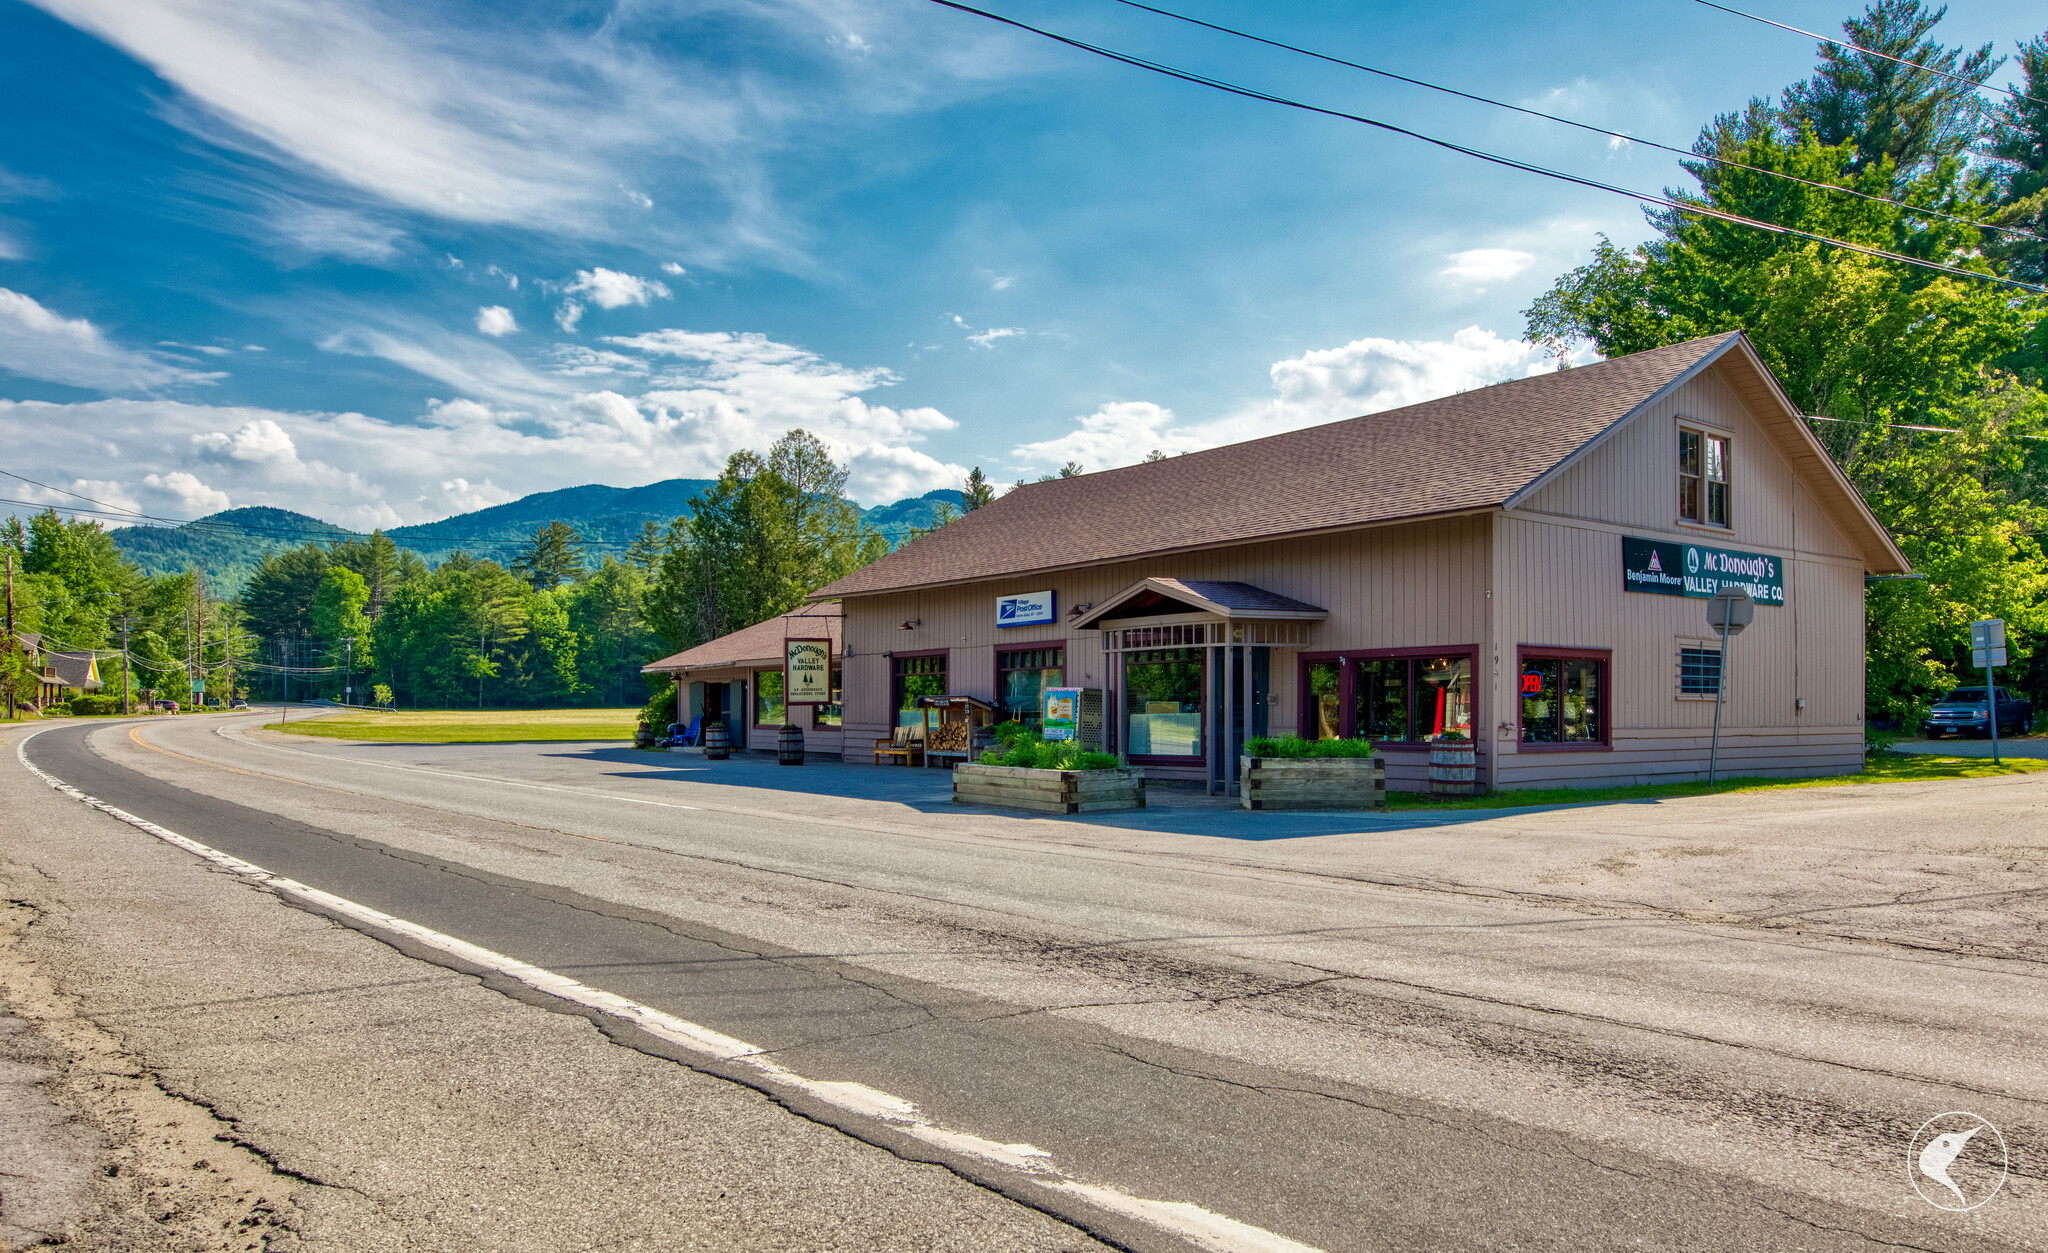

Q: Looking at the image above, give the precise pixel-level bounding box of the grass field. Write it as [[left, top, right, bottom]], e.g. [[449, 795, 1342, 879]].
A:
[[270, 707, 642, 743], [1387, 748, 2048, 810]]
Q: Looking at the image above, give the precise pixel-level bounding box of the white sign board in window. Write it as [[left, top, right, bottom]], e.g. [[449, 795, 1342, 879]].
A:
[[997, 590, 1056, 628], [785, 638, 833, 705]]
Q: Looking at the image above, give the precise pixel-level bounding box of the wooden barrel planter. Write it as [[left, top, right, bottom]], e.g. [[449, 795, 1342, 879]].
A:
[[1428, 740, 1478, 797], [634, 720, 655, 749], [702, 721, 732, 760], [953, 765, 1145, 815], [776, 723, 805, 766], [1240, 756, 1386, 810]]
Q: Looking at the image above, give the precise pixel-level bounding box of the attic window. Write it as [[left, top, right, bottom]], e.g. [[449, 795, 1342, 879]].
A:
[[1678, 428, 1730, 527]]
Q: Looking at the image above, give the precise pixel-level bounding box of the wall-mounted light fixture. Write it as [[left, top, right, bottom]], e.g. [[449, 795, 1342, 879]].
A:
[[1065, 602, 1093, 620], [898, 619, 920, 631]]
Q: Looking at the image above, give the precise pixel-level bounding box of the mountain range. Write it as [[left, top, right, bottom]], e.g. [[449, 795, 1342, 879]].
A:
[[107, 480, 960, 593]]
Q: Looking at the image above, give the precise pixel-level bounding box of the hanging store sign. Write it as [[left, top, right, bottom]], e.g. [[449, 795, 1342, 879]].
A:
[[784, 638, 833, 705], [997, 589, 1056, 627], [1623, 536, 1784, 606]]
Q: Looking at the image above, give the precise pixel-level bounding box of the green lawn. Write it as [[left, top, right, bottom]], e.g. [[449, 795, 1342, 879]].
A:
[[269, 707, 643, 743], [1387, 749, 2048, 810]]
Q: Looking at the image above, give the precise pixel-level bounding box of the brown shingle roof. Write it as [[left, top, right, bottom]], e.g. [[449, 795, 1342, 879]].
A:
[[641, 604, 842, 674], [814, 334, 1741, 598]]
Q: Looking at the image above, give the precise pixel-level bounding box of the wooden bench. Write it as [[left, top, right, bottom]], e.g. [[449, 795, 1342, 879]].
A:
[[873, 726, 925, 766]]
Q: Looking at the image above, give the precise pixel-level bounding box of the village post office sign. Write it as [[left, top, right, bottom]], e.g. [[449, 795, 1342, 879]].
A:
[[997, 589, 1056, 627], [1623, 536, 1784, 606], [785, 638, 833, 704]]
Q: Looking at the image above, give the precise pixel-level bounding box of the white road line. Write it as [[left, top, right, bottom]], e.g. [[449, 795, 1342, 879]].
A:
[[17, 728, 1325, 1253]]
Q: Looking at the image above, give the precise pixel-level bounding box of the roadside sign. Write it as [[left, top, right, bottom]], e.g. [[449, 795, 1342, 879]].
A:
[[1970, 618, 2007, 766], [1970, 619, 2006, 650], [1974, 647, 2009, 668], [190, 680, 204, 694], [1705, 588, 1754, 636]]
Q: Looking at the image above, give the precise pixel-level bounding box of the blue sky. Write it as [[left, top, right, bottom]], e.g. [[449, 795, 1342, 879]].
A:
[[2, 0, 2042, 526]]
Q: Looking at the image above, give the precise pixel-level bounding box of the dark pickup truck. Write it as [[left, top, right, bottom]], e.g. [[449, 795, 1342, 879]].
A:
[[1921, 686, 2033, 738]]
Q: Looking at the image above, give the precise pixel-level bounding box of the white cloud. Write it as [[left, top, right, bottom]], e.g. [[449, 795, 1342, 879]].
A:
[[1009, 327, 1560, 475], [967, 326, 1023, 349], [1442, 248, 1536, 284], [555, 300, 584, 333], [485, 264, 518, 290], [0, 287, 220, 392], [991, 275, 1015, 290], [565, 267, 670, 310], [475, 305, 518, 337], [142, 470, 231, 514], [660, 262, 686, 276]]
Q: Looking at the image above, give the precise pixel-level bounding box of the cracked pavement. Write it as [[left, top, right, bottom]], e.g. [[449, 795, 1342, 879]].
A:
[[3, 711, 2045, 1251]]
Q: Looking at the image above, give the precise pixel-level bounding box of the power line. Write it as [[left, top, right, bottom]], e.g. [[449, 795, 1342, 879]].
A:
[[925, 0, 2047, 294], [1109, 0, 2044, 243], [1694, 0, 2047, 108]]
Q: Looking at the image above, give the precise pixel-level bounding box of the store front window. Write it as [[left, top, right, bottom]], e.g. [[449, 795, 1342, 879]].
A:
[[816, 667, 843, 726], [1125, 648, 1203, 758], [892, 654, 947, 728], [1519, 654, 1605, 744], [998, 647, 1064, 727], [754, 670, 785, 726], [1306, 660, 1341, 739]]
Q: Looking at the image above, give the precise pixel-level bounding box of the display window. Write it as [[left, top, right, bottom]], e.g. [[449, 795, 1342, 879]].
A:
[[1517, 648, 1610, 747], [816, 667, 844, 726], [754, 670, 786, 726], [892, 653, 947, 728], [1125, 647, 1204, 758], [997, 647, 1064, 727], [1301, 650, 1474, 744]]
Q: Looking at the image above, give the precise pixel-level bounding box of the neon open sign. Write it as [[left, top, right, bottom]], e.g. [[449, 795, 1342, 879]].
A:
[[1520, 671, 1544, 696]]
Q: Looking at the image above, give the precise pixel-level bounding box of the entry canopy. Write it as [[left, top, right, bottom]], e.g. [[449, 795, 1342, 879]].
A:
[[1073, 578, 1328, 632]]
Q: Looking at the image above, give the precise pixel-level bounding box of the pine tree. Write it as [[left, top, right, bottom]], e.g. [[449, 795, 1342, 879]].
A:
[[513, 521, 588, 590]]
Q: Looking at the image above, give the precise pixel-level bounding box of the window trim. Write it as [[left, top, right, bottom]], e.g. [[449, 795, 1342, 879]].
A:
[[1297, 645, 1480, 751], [1514, 646, 1613, 752], [1677, 423, 1732, 530], [753, 668, 787, 728]]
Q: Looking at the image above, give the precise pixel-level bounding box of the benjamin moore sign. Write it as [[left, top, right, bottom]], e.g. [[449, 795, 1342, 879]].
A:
[[997, 589, 1056, 627], [1623, 536, 1784, 606], [784, 638, 833, 704]]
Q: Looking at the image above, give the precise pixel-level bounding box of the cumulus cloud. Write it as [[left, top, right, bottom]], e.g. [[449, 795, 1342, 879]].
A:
[[555, 300, 584, 333], [142, 470, 231, 514], [564, 267, 670, 310], [1442, 248, 1536, 284], [1009, 327, 1560, 475], [475, 305, 518, 336], [2, 326, 968, 529], [967, 326, 1023, 349], [0, 287, 220, 391]]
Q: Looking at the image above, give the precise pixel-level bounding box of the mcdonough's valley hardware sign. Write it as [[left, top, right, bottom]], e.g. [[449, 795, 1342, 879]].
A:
[[1622, 536, 1785, 606]]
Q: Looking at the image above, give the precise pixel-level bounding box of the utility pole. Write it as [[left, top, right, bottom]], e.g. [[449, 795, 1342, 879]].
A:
[[116, 616, 134, 715], [479, 623, 486, 709], [4, 552, 15, 722], [343, 637, 354, 707]]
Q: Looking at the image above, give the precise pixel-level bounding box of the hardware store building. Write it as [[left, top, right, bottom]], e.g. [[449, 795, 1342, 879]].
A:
[[657, 332, 1910, 793]]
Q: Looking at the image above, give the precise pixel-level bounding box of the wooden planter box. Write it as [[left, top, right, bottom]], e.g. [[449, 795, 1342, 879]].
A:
[[953, 764, 1146, 815], [1240, 755, 1386, 810]]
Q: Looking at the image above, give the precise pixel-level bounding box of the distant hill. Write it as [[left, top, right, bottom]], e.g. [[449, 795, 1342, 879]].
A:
[[109, 480, 968, 594], [110, 507, 356, 592]]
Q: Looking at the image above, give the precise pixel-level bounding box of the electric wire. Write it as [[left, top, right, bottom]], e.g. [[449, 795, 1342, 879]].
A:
[[1694, 0, 2047, 108], [927, 0, 2046, 294], [1109, 0, 2045, 243]]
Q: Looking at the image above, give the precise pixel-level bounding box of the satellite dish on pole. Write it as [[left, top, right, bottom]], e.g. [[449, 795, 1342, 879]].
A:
[[1706, 588, 1754, 636]]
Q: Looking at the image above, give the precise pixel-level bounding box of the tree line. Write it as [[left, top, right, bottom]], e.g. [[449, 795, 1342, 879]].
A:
[[1524, 1, 2048, 726]]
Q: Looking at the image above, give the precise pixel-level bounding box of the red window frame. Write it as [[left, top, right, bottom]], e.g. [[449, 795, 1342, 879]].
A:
[[1297, 646, 1479, 751], [1513, 646, 1613, 752]]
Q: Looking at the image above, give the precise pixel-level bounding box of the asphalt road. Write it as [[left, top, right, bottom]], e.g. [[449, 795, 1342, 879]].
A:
[[5, 712, 2044, 1251]]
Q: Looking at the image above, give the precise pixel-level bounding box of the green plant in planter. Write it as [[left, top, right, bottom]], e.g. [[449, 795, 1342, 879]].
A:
[[1243, 735, 1378, 759], [978, 727, 1120, 770]]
